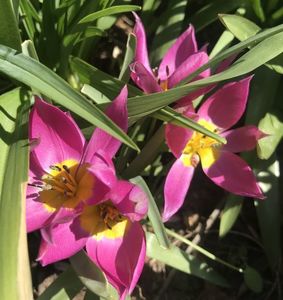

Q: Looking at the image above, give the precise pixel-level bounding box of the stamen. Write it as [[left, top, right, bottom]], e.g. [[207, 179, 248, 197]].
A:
[[65, 182, 76, 193], [157, 78, 161, 85], [52, 185, 66, 193]]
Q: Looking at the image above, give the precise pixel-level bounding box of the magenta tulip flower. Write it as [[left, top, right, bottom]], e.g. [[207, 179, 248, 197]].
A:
[[130, 13, 210, 106], [26, 87, 149, 299], [38, 179, 147, 300], [163, 77, 265, 221]]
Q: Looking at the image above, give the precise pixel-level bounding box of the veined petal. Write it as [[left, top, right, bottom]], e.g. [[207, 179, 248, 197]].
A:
[[86, 222, 146, 300], [37, 221, 87, 266], [197, 77, 253, 131], [163, 158, 195, 221], [203, 151, 264, 199], [168, 51, 210, 88], [158, 25, 198, 80], [130, 62, 162, 93], [222, 125, 266, 153], [84, 86, 128, 160], [30, 99, 85, 172], [133, 12, 152, 73], [109, 180, 148, 222]]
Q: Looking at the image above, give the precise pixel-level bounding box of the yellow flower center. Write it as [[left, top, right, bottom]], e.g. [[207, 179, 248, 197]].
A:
[[181, 119, 222, 169], [40, 159, 95, 211], [79, 202, 129, 240]]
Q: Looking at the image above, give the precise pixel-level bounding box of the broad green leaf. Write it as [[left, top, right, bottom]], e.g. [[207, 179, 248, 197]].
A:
[[257, 112, 283, 160], [130, 177, 170, 249], [219, 14, 260, 41], [128, 29, 283, 118], [146, 232, 229, 287], [243, 266, 263, 293], [119, 33, 136, 82], [150, 0, 187, 65], [37, 267, 84, 300], [78, 5, 141, 24], [0, 44, 138, 151], [255, 158, 281, 269], [0, 0, 21, 50], [0, 88, 32, 300], [219, 195, 243, 238]]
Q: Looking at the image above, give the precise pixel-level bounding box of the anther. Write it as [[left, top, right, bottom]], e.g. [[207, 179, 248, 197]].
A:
[[166, 65, 170, 77], [157, 78, 161, 85], [61, 177, 67, 184], [62, 165, 70, 173], [50, 165, 61, 171]]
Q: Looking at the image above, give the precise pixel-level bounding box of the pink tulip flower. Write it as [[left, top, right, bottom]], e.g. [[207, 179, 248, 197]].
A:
[[163, 77, 265, 221], [26, 87, 148, 299], [130, 13, 210, 106]]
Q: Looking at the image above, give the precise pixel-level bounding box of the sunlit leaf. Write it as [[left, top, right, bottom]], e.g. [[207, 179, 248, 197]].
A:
[[0, 88, 32, 300]]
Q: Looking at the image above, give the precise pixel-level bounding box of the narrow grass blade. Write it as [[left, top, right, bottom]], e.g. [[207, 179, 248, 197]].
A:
[[130, 177, 170, 249]]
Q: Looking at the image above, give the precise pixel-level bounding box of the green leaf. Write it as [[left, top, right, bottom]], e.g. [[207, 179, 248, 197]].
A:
[[219, 14, 261, 41], [37, 267, 84, 300], [146, 232, 229, 287], [119, 33, 136, 82], [255, 157, 281, 269], [243, 266, 263, 293], [0, 0, 21, 50], [0, 44, 138, 151], [130, 177, 170, 249], [209, 30, 234, 59], [19, 0, 38, 40], [257, 112, 283, 160], [78, 5, 141, 24], [0, 88, 32, 300], [219, 195, 243, 238]]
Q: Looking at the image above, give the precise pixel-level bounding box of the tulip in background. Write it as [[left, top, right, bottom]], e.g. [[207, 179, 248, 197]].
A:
[[163, 77, 266, 221], [26, 87, 148, 300]]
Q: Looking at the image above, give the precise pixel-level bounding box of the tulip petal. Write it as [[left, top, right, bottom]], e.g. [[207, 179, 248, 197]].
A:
[[109, 180, 148, 222], [37, 221, 87, 266], [158, 25, 198, 80], [30, 99, 85, 172], [26, 184, 55, 232], [84, 86, 128, 160], [163, 158, 195, 221], [203, 151, 264, 199], [197, 77, 252, 131], [86, 222, 146, 300], [133, 12, 151, 73], [222, 125, 266, 153], [168, 51, 210, 88], [85, 152, 117, 205], [130, 62, 162, 93]]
